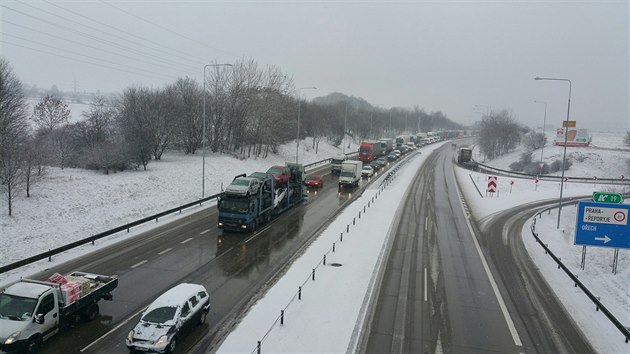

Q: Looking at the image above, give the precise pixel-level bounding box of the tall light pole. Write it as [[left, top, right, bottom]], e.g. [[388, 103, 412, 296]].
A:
[[202, 63, 232, 198], [534, 100, 548, 174], [343, 101, 348, 154], [535, 77, 572, 229], [296, 86, 317, 163]]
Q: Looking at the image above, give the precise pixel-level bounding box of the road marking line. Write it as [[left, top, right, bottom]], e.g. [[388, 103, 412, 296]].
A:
[[158, 248, 172, 255], [181, 237, 193, 244], [131, 260, 147, 269], [425, 217, 428, 231], [424, 267, 428, 302], [200, 229, 210, 235], [80, 306, 147, 352], [454, 170, 523, 347]]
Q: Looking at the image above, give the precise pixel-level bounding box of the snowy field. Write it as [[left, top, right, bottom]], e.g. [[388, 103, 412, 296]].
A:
[[474, 131, 629, 180], [0, 137, 358, 271]]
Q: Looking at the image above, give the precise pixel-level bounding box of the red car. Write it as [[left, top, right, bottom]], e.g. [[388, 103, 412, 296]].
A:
[[305, 174, 324, 188], [266, 165, 291, 185]]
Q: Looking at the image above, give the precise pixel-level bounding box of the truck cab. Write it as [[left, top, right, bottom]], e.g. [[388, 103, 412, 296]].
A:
[[0, 282, 60, 353]]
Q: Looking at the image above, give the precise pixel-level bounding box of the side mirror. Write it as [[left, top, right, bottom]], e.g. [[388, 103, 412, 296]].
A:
[[34, 314, 44, 324]]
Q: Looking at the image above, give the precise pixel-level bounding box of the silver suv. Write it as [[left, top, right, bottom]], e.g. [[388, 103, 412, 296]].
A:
[[126, 283, 210, 353], [225, 177, 260, 196]]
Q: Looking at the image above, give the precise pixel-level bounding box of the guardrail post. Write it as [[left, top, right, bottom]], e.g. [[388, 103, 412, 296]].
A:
[[156, 217, 159, 222], [48, 251, 51, 262], [312, 269, 315, 281], [323, 255, 326, 265], [92, 240, 95, 245], [281, 310, 284, 325], [340, 232, 343, 242], [333, 243, 335, 252], [257, 340, 261, 354], [298, 286, 302, 300], [557, 257, 562, 269], [347, 224, 349, 232], [353, 218, 355, 225], [359, 211, 361, 219]]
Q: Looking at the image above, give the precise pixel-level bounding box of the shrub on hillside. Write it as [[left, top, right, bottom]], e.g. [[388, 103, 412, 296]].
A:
[[549, 159, 573, 173]]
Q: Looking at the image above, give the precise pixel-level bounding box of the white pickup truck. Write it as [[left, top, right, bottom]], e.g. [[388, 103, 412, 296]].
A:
[[339, 160, 363, 188], [0, 271, 118, 353]]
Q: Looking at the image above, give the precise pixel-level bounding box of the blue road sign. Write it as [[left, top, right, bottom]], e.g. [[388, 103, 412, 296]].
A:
[[575, 201, 630, 249]]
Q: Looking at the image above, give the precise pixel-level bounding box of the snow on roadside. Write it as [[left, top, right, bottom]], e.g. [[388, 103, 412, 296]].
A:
[[0, 138, 357, 271], [454, 162, 629, 354]]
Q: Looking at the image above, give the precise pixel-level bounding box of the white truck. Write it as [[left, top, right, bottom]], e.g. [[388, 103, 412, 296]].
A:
[[0, 271, 118, 353], [339, 160, 363, 188]]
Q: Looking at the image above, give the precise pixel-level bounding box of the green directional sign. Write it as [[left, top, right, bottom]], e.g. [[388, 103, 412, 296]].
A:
[[592, 192, 623, 204]]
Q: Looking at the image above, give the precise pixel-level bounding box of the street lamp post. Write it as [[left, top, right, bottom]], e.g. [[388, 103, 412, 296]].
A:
[[296, 87, 317, 163], [343, 101, 348, 154], [202, 63, 232, 198], [534, 100, 548, 174], [534, 77, 572, 229]]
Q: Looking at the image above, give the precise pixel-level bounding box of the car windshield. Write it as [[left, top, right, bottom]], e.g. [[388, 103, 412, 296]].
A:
[[219, 199, 250, 213], [0, 293, 38, 321], [141, 306, 177, 324], [267, 168, 282, 174], [232, 179, 250, 186], [363, 167, 371, 171]]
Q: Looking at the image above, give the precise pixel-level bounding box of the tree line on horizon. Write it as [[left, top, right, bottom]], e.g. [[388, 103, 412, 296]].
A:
[[1, 57, 462, 215]]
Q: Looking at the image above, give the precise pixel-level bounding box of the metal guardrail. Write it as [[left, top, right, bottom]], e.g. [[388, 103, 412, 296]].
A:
[[0, 152, 360, 275], [530, 203, 630, 343], [476, 161, 629, 184]]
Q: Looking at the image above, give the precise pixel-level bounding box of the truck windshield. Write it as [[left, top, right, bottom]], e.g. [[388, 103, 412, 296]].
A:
[[340, 171, 354, 177], [219, 199, 250, 213], [141, 306, 177, 324], [0, 293, 38, 321], [332, 159, 344, 164]]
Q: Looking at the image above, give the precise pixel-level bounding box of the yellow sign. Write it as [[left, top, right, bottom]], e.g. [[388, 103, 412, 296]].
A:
[[562, 120, 576, 128]]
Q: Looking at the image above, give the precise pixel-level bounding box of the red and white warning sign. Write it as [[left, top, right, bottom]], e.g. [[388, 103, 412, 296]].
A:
[[487, 175, 498, 193], [563, 176, 568, 182]]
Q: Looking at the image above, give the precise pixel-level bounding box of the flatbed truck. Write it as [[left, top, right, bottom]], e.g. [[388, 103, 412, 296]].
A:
[[0, 271, 118, 353]]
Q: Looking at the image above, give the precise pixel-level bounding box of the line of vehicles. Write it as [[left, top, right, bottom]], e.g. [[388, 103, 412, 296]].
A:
[[0, 134, 450, 353]]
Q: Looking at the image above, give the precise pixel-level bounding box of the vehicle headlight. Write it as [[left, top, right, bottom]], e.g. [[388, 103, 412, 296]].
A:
[[156, 335, 168, 345], [127, 330, 134, 342], [4, 331, 21, 345]]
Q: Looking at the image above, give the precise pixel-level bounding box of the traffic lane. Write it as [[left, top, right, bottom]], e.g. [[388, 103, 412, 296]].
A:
[[432, 146, 520, 353], [75, 165, 374, 353], [364, 153, 432, 353], [482, 201, 594, 353], [38, 211, 221, 353]]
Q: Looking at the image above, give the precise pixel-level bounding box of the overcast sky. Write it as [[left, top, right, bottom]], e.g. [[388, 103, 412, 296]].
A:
[[1, 1, 627, 131]]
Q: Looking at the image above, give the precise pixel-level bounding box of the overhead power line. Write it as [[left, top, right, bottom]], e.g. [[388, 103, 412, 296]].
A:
[[98, 0, 228, 57], [1, 40, 176, 82], [1, 3, 200, 73], [3, 19, 196, 77], [41, 0, 209, 67]]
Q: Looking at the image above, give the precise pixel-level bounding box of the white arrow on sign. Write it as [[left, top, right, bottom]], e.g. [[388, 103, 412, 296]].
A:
[[594, 235, 611, 243]]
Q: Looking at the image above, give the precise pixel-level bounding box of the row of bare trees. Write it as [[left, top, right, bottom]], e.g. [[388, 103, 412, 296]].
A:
[[477, 109, 525, 160], [2, 56, 464, 215]]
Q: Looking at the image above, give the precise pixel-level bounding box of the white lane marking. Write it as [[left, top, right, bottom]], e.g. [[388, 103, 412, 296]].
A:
[[80, 306, 147, 352], [200, 229, 210, 235], [425, 217, 428, 231], [158, 248, 172, 255], [131, 260, 147, 269], [454, 171, 523, 347], [424, 267, 428, 302], [181, 237, 193, 244]]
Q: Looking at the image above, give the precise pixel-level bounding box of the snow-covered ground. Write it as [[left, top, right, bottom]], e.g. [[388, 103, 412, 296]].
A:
[[0, 137, 358, 272], [1, 132, 628, 353]]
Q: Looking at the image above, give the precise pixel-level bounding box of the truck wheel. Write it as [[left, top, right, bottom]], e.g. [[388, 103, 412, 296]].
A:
[[82, 303, 99, 322]]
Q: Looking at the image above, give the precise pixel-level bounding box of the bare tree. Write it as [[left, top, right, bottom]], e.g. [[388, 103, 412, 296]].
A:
[[31, 94, 71, 132], [0, 58, 29, 215], [523, 131, 547, 151], [478, 110, 522, 160], [168, 78, 203, 154], [116, 87, 153, 170], [80, 95, 116, 149]]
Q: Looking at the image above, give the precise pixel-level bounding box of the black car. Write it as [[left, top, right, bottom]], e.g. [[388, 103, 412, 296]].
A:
[[375, 157, 387, 167], [387, 153, 398, 161], [369, 160, 381, 171]]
